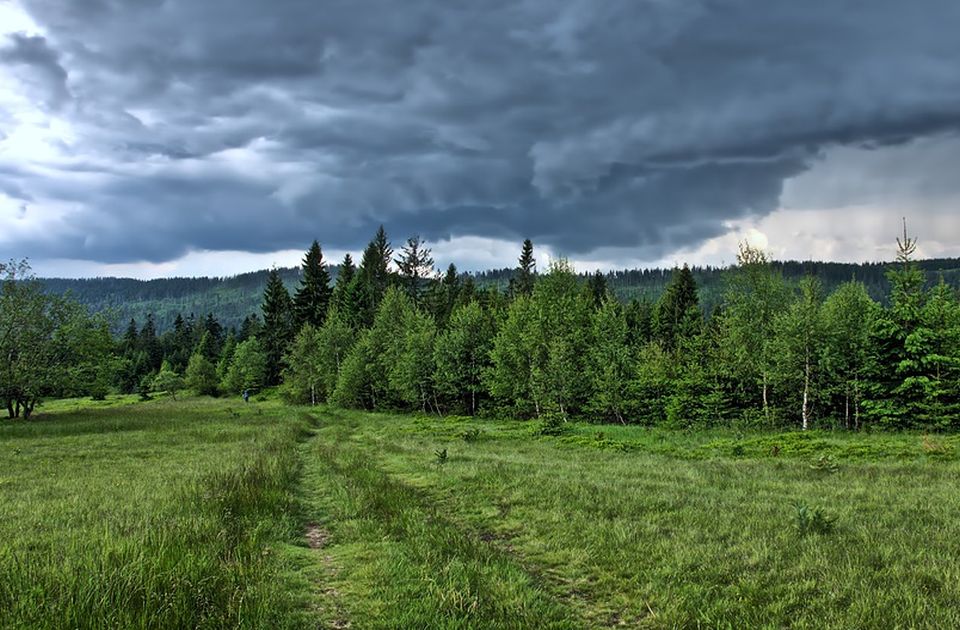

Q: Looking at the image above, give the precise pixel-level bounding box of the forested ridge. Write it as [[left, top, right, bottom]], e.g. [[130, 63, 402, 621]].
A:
[[39, 253, 960, 333]]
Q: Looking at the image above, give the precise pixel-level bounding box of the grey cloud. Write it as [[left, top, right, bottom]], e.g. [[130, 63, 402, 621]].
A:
[[3, 0, 960, 264], [0, 33, 71, 109]]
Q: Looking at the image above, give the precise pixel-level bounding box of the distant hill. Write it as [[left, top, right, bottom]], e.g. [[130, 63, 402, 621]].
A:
[[40, 257, 960, 333]]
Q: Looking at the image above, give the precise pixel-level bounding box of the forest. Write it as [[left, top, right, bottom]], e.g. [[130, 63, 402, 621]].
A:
[[7, 223, 959, 431]]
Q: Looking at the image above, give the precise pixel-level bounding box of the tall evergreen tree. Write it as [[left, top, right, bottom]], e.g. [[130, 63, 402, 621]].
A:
[[587, 271, 608, 309], [356, 225, 394, 326], [261, 269, 295, 385], [293, 240, 333, 329], [395, 235, 435, 301], [509, 239, 536, 297], [654, 265, 701, 352], [332, 253, 356, 310]]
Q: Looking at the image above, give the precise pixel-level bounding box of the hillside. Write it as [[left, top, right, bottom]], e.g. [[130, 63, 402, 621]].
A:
[[40, 257, 960, 333]]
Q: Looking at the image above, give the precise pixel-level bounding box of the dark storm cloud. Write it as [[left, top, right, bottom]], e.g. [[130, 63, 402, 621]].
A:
[[4, 0, 960, 263]]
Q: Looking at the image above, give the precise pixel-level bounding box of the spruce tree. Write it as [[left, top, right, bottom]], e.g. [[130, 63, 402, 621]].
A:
[[654, 265, 701, 352], [293, 240, 333, 329], [510, 239, 536, 297], [261, 269, 295, 386], [587, 270, 608, 309], [356, 226, 393, 325], [331, 253, 356, 311], [395, 235, 435, 301]]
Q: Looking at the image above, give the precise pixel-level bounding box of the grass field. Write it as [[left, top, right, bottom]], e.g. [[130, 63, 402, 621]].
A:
[[3, 398, 960, 628]]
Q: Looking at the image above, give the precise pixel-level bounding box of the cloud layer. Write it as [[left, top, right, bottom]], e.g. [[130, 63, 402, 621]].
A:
[[2, 0, 960, 271]]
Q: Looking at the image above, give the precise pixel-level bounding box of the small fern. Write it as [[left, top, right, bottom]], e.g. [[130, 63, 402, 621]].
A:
[[793, 502, 837, 536], [434, 448, 448, 465]]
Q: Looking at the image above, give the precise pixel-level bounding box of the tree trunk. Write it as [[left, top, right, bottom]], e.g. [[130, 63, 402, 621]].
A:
[[311, 384, 316, 406], [844, 390, 850, 431], [801, 357, 811, 431], [762, 373, 770, 422]]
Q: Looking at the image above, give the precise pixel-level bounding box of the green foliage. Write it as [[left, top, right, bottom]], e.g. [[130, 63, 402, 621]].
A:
[[0, 260, 113, 417], [793, 502, 838, 536], [185, 352, 219, 396], [434, 301, 495, 415], [261, 269, 296, 386], [222, 338, 267, 395], [151, 361, 185, 400], [433, 447, 448, 465], [585, 299, 635, 423], [293, 240, 333, 329]]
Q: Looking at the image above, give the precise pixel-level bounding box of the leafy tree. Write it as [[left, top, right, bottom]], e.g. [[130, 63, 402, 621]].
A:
[[282, 323, 325, 405], [486, 295, 538, 415], [222, 338, 267, 394], [721, 243, 791, 423], [585, 299, 634, 423], [185, 352, 218, 396], [315, 308, 356, 400], [527, 260, 593, 418], [394, 235, 435, 301], [0, 260, 111, 418], [331, 332, 375, 409], [152, 361, 185, 400], [261, 269, 295, 385], [434, 301, 495, 414], [772, 276, 825, 430], [293, 240, 333, 329], [390, 309, 438, 412], [820, 282, 876, 429]]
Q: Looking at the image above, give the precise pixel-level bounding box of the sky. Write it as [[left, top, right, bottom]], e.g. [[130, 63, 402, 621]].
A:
[[1, 0, 959, 279]]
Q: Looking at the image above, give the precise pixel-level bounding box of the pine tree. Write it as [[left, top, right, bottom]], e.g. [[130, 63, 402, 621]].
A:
[[395, 235, 435, 301], [331, 253, 356, 312], [293, 240, 333, 329], [654, 265, 701, 352], [587, 271, 608, 309], [261, 269, 295, 385], [509, 239, 536, 297], [361, 226, 393, 294], [238, 314, 262, 342], [139, 314, 162, 371]]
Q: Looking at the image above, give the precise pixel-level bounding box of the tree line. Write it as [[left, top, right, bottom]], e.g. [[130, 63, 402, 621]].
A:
[[3, 221, 958, 430], [269, 224, 959, 431]]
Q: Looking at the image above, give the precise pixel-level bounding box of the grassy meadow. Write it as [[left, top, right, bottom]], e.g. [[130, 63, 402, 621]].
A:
[[3, 398, 960, 628]]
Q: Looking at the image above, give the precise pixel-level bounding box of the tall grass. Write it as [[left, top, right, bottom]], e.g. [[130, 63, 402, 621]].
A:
[[0, 397, 315, 629]]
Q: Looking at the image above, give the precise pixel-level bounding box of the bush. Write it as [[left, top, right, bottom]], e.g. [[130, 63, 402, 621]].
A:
[[536, 412, 567, 436]]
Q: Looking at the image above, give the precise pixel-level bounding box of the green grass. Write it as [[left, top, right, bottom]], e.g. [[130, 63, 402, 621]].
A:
[[0, 396, 318, 629], [4, 399, 960, 628], [302, 410, 960, 628]]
